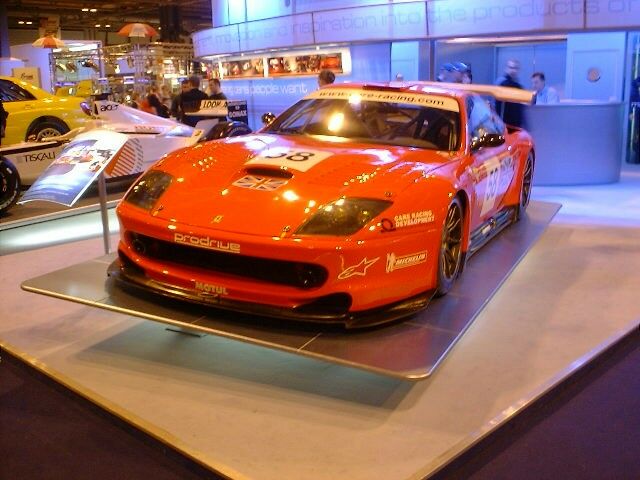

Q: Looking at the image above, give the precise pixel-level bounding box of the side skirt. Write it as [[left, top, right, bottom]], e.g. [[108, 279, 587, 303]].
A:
[[467, 206, 517, 258]]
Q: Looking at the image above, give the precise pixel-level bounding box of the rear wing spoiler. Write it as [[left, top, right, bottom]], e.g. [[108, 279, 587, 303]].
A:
[[420, 82, 535, 104]]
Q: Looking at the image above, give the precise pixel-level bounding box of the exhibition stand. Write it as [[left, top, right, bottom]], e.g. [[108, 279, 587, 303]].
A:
[[20, 201, 560, 379]]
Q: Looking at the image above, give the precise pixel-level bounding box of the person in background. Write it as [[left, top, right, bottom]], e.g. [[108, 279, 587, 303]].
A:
[[138, 86, 158, 115], [437, 62, 469, 83], [180, 76, 209, 127], [439, 63, 462, 83], [208, 78, 227, 100], [170, 80, 190, 120], [531, 72, 559, 104], [148, 90, 170, 118], [159, 84, 172, 109], [459, 63, 473, 84], [495, 59, 525, 127], [318, 69, 335, 88], [127, 91, 140, 109]]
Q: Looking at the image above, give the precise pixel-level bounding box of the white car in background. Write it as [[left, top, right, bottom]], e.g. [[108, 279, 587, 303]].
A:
[[0, 101, 251, 214]]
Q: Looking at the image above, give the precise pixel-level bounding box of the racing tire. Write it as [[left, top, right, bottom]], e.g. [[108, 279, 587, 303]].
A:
[[435, 197, 464, 297], [0, 157, 21, 215], [515, 152, 534, 222], [26, 118, 69, 141]]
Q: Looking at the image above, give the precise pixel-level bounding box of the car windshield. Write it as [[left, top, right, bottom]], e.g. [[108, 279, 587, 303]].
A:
[[265, 95, 461, 151]]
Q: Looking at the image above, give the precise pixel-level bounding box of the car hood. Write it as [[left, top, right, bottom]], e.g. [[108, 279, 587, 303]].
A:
[[151, 133, 455, 237]]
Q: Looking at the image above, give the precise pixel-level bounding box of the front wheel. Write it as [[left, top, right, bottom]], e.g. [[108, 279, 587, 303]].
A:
[[435, 197, 464, 297], [515, 152, 534, 222], [26, 119, 69, 141], [0, 158, 21, 215]]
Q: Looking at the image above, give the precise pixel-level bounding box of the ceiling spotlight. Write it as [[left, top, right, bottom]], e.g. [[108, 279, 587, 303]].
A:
[[89, 8, 97, 12], [82, 7, 89, 11], [26, 21, 33, 25], [105, 24, 111, 27], [95, 24, 101, 27], [18, 20, 25, 24]]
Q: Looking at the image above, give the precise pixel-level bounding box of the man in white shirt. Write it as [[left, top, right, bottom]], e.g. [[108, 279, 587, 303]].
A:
[[531, 72, 560, 104]]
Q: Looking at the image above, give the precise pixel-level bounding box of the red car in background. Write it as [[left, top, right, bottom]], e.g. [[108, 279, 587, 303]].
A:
[[113, 82, 534, 328]]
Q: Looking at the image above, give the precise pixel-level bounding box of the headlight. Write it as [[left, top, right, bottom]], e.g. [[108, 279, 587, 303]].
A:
[[296, 198, 392, 236], [124, 170, 173, 210]]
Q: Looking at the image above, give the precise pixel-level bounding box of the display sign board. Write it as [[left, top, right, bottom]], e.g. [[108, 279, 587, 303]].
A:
[[586, 0, 640, 28], [20, 130, 128, 207], [193, 100, 249, 125], [220, 57, 265, 78], [193, 24, 241, 57], [196, 99, 229, 117], [427, 0, 584, 37], [193, 0, 640, 54], [313, 2, 427, 43], [228, 100, 249, 125], [239, 13, 315, 52], [12, 67, 41, 88], [213, 48, 351, 81]]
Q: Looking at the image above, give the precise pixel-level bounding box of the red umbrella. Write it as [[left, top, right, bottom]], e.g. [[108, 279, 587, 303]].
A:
[[117, 23, 158, 38], [32, 35, 66, 48]]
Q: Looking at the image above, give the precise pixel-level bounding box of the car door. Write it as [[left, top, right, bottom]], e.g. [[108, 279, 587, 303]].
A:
[[0, 79, 39, 145], [467, 95, 515, 223]]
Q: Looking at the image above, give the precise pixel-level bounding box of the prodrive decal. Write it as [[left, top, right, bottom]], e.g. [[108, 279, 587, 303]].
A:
[[386, 251, 428, 273], [306, 88, 460, 112], [174, 233, 241, 253]]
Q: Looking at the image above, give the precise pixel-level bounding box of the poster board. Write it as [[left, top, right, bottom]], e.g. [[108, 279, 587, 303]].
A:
[[20, 130, 128, 207]]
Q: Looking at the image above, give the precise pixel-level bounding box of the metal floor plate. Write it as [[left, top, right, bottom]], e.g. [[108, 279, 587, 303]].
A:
[[21, 201, 560, 380]]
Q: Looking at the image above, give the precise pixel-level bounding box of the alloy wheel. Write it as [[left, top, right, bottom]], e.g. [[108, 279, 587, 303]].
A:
[[441, 202, 463, 281]]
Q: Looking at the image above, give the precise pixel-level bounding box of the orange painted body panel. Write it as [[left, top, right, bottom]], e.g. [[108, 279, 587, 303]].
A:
[[115, 82, 533, 322]]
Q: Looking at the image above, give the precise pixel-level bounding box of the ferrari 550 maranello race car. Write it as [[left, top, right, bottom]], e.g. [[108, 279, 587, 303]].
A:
[[113, 82, 534, 328], [0, 100, 251, 214]]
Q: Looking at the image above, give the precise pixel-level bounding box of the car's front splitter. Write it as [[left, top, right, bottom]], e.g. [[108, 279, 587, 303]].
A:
[[109, 257, 436, 329]]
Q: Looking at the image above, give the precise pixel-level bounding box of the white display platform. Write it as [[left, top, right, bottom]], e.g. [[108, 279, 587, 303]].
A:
[[1, 201, 640, 480]]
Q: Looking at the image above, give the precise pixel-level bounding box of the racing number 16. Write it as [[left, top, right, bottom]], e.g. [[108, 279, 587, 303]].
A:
[[264, 151, 316, 162]]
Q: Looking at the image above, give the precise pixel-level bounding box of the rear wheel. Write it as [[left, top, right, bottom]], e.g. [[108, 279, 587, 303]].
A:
[[26, 119, 69, 141], [515, 153, 534, 221], [0, 158, 21, 215], [435, 197, 464, 297]]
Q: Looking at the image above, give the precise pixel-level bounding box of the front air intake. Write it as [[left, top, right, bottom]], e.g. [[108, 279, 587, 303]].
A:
[[127, 233, 327, 290]]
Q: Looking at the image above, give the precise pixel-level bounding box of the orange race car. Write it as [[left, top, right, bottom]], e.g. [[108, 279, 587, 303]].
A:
[[113, 82, 534, 328]]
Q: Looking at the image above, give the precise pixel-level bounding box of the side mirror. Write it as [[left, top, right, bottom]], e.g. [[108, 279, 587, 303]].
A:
[[261, 112, 276, 126], [471, 133, 505, 151]]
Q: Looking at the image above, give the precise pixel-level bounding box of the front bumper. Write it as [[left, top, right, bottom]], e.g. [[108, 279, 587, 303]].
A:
[[109, 257, 435, 328], [115, 202, 442, 327]]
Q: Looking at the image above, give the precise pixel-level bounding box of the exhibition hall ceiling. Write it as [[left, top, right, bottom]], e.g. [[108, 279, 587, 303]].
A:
[[5, 0, 213, 34]]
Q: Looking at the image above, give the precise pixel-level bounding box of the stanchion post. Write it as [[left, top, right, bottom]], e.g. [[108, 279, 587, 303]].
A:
[[97, 171, 110, 254]]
